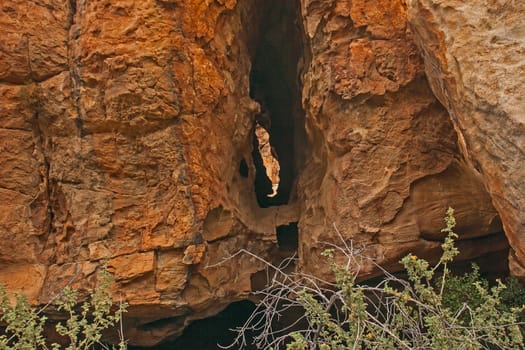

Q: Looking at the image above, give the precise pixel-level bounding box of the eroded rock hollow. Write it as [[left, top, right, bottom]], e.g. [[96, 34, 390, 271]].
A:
[[0, 0, 522, 346]]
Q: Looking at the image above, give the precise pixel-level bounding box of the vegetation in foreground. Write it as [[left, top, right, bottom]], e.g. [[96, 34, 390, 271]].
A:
[[226, 208, 525, 350], [1, 208, 525, 349], [0, 268, 127, 350]]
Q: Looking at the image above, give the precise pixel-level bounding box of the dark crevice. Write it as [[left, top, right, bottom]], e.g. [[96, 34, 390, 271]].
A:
[[249, 0, 307, 208], [239, 158, 249, 177], [66, 0, 84, 139], [31, 111, 54, 242], [276, 222, 299, 252], [68, 0, 77, 27]]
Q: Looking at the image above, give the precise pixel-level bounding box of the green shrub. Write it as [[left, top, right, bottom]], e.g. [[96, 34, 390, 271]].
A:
[[441, 263, 489, 325], [442, 264, 486, 312], [500, 276, 525, 318], [0, 268, 127, 350]]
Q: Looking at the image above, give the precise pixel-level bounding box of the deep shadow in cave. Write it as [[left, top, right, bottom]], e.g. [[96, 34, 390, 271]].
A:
[[239, 158, 249, 178], [128, 301, 257, 350], [276, 222, 299, 253], [249, 0, 306, 208]]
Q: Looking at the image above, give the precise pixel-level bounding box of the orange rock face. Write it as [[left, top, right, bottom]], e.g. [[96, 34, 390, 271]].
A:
[[296, 0, 505, 280], [0, 0, 515, 345]]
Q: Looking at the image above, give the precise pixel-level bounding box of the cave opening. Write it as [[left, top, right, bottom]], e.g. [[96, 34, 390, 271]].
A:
[[249, 0, 306, 208], [129, 300, 258, 350], [276, 222, 299, 253]]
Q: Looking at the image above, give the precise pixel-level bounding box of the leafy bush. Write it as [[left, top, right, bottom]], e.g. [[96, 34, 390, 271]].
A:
[[0, 268, 127, 350], [442, 264, 525, 339], [441, 263, 488, 320], [225, 208, 525, 349], [500, 276, 525, 322]]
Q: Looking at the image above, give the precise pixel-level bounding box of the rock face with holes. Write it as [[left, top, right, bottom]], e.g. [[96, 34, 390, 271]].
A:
[[0, 0, 520, 346]]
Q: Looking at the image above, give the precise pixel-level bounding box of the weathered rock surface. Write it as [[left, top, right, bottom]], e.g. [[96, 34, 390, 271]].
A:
[[407, 0, 525, 276], [1, 0, 279, 345], [0, 0, 517, 346], [295, 0, 505, 280]]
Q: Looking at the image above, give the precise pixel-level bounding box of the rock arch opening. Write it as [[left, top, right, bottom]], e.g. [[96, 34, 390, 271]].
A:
[[276, 222, 299, 253], [249, 0, 307, 208]]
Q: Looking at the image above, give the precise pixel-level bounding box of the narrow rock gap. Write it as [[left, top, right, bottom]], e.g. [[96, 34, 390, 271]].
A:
[[132, 1, 309, 347], [239, 158, 249, 178], [249, 0, 306, 209], [68, 0, 77, 25]]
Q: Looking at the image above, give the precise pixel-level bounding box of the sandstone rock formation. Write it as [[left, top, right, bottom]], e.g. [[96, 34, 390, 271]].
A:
[[0, 0, 518, 346], [406, 0, 525, 277], [295, 0, 506, 281]]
